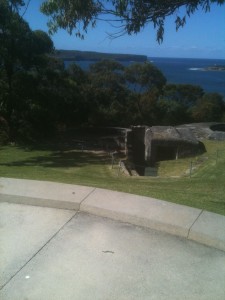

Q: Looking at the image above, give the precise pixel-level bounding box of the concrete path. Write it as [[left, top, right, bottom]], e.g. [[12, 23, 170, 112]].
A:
[[1, 177, 225, 252], [1, 202, 225, 300]]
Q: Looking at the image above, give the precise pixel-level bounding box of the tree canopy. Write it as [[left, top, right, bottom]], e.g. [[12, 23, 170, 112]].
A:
[[1, 0, 225, 143], [125, 62, 166, 92], [40, 0, 225, 42]]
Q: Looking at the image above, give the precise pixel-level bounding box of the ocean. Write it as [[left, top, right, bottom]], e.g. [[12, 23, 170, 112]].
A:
[[150, 57, 225, 97], [65, 57, 225, 97]]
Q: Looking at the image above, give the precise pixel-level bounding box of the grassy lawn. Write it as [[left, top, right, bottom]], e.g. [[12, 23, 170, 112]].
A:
[[0, 140, 225, 215]]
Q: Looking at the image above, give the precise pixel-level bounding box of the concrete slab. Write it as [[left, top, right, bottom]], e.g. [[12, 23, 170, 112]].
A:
[[0, 202, 75, 289], [81, 188, 202, 238], [1, 212, 225, 300], [0, 178, 95, 210], [1, 177, 225, 252], [188, 211, 225, 251]]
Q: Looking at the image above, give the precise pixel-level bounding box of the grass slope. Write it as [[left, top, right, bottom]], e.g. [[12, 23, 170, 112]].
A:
[[0, 140, 224, 215]]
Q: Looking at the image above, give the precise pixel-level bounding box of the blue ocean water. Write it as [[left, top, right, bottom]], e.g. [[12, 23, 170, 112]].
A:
[[150, 57, 225, 97], [65, 57, 225, 97]]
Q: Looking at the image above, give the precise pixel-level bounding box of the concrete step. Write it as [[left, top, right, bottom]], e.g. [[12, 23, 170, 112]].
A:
[[1, 177, 225, 252]]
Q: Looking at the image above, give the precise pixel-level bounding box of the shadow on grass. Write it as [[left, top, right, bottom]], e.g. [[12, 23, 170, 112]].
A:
[[0, 148, 109, 169]]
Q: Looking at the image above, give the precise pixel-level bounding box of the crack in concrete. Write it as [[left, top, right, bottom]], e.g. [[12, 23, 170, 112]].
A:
[[0, 211, 78, 291], [187, 209, 204, 239], [78, 188, 96, 211], [1, 188, 97, 290]]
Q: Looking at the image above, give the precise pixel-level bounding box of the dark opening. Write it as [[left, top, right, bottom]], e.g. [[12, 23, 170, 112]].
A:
[[133, 143, 145, 175], [156, 146, 177, 161], [210, 124, 225, 132]]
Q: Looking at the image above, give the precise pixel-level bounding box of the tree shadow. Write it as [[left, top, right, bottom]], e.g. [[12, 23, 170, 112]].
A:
[[0, 149, 109, 169], [0, 128, 126, 169]]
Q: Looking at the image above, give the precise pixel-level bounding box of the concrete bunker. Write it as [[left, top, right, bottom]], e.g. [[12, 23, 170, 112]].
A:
[[126, 125, 205, 175]]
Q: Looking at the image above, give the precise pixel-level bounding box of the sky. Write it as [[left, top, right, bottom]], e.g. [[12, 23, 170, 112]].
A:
[[22, 0, 225, 59]]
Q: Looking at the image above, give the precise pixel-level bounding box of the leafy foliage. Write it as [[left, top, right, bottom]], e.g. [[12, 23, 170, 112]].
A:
[[41, 0, 101, 38], [192, 93, 225, 122], [125, 62, 166, 92], [0, 2, 225, 143], [40, 0, 225, 42]]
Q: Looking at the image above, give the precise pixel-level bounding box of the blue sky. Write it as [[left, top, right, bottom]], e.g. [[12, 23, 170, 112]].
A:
[[22, 1, 225, 59]]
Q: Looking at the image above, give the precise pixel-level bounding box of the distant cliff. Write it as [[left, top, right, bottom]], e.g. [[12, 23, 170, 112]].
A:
[[55, 49, 147, 62]]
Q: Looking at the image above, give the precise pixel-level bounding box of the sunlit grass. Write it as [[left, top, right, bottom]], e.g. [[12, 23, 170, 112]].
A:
[[0, 140, 224, 215]]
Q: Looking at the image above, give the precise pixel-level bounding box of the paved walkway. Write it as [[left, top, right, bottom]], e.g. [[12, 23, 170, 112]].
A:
[[1, 177, 225, 252], [1, 202, 225, 299]]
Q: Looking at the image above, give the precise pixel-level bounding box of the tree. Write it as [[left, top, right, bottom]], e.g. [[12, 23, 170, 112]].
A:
[[89, 59, 125, 91], [40, 0, 225, 42], [125, 62, 166, 93], [191, 93, 225, 122], [0, 1, 32, 88], [0, 0, 55, 140], [157, 84, 205, 124], [0, 0, 34, 121], [66, 63, 87, 85], [137, 89, 161, 125], [32, 30, 54, 55], [124, 62, 166, 122], [0, 0, 54, 82], [157, 98, 191, 125], [161, 84, 204, 107], [84, 59, 130, 126], [28, 30, 54, 71]]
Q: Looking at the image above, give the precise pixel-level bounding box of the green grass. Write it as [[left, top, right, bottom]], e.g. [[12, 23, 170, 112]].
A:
[[0, 140, 225, 215]]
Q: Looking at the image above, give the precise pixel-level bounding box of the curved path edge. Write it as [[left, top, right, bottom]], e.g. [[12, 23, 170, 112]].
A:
[[1, 177, 225, 252]]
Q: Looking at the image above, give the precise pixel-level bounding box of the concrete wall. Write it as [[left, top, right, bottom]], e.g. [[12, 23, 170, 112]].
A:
[[126, 126, 206, 169]]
